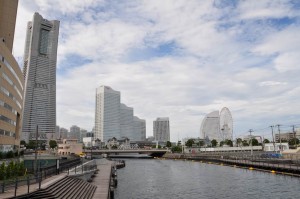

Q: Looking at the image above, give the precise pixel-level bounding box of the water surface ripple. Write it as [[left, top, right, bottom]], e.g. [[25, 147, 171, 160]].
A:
[[114, 159, 300, 199]]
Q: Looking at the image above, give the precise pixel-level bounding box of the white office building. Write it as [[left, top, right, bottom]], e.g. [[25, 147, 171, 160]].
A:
[[70, 125, 80, 141], [21, 13, 59, 142], [153, 117, 170, 141], [133, 116, 146, 141], [120, 103, 133, 138], [95, 86, 121, 141]]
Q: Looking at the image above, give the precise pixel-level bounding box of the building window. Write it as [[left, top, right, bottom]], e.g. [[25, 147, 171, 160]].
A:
[[39, 29, 49, 55]]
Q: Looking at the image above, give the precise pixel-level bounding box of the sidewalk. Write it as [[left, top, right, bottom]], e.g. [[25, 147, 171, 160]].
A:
[[1, 173, 67, 199]]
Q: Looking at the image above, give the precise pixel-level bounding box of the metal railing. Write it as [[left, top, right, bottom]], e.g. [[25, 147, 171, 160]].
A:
[[0, 158, 82, 197]]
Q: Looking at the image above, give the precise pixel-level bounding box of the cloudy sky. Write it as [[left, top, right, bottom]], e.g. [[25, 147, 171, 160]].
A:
[[13, 0, 300, 141]]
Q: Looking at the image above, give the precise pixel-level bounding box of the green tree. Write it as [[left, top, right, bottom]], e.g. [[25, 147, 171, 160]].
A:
[[49, 140, 57, 149], [242, 140, 249, 146], [250, 138, 259, 146], [20, 140, 26, 146], [166, 141, 172, 148], [198, 140, 205, 147], [185, 139, 195, 147], [263, 139, 270, 143], [225, 139, 233, 147], [111, 145, 118, 149], [6, 151, 14, 159], [236, 138, 243, 147], [171, 145, 181, 153], [0, 151, 3, 159], [220, 141, 225, 147], [289, 138, 300, 146], [27, 140, 36, 149], [211, 139, 218, 147], [0, 162, 5, 180], [158, 145, 162, 149]]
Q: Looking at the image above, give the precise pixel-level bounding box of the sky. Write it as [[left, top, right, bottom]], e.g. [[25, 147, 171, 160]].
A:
[[13, 0, 300, 141]]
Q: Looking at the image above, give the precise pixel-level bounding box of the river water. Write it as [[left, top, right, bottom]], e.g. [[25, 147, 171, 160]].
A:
[[114, 158, 300, 199]]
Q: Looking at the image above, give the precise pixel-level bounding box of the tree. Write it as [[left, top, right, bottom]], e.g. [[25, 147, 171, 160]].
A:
[[236, 138, 242, 147], [211, 139, 218, 147], [263, 139, 270, 143], [198, 140, 205, 147], [171, 145, 181, 153], [185, 139, 195, 147], [225, 139, 233, 147], [250, 138, 259, 146], [20, 140, 26, 146], [49, 140, 57, 149], [166, 141, 172, 148], [27, 140, 36, 149], [220, 141, 225, 147], [6, 151, 14, 159], [289, 138, 300, 146], [242, 140, 249, 146]]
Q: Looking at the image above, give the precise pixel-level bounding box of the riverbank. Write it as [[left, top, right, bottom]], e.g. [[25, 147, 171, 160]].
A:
[[162, 153, 300, 177]]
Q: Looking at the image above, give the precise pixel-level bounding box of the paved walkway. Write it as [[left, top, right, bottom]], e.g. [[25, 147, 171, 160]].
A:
[[92, 159, 114, 199], [1, 173, 67, 199]]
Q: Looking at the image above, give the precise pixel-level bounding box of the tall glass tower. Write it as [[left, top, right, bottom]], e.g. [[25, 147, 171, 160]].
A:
[[95, 86, 121, 142], [22, 13, 59, 142]]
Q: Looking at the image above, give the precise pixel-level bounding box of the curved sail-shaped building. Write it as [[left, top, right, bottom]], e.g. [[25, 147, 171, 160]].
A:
[[200, 111, 220, 142], [200, 107, 233, 143]]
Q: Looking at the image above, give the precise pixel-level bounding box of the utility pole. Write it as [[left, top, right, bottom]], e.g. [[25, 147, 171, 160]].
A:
[[249, 129, 253, 156], [292, 125, 296, 139], [270, 125, 276, 152], [276, 124, 282, 153]]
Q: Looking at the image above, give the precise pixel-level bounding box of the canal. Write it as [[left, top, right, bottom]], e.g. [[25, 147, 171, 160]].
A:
[[114, 158, 300, 199]]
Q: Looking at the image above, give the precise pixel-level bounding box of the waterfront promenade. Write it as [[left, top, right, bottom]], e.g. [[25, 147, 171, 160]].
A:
[[163, 153, 300, 176], [1, 159, 117, 199]]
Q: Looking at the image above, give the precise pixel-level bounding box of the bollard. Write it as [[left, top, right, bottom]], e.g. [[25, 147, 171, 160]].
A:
[[38, 174, 41, 189], [2, 180, 4, 193], [14, 177, 18, 197], [27, 176, 30, 193]]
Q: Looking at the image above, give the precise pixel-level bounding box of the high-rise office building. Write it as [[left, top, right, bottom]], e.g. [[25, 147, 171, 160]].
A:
[[120, 103, 133, 138], [21, 13, 59, 142], [0, 0, 24, 152], [95, 86, 121, 141], [153, 117, 170, 141], [70, 125, 80, 141], [59, 127, 68, 139], [133, 116, 146, 141]]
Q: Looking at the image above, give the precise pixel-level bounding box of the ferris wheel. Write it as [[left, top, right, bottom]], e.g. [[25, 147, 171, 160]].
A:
[[219, 107, 233, 140]]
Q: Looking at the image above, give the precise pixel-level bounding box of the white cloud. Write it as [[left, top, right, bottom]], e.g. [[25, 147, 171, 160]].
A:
[[14, 0, 300, 141]]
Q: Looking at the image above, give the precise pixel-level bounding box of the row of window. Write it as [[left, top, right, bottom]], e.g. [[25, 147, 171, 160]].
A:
[[0, 128, 16, 138], [2, 73, 23, 99], [0, 114, 16, 126], [0, 86, 21, 109], [0, 99, 17, 115], [0, 55, 23, 90]]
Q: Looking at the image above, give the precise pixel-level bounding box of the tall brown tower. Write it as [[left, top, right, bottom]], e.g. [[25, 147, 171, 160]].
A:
[[0, 0, 19, 52]]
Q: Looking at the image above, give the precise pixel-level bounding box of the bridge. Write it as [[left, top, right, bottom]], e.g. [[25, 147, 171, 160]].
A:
[[83, 149, 169, 157]]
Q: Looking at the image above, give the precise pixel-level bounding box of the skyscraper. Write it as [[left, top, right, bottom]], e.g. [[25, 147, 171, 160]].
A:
[[95, 86, 121, 141], [120, 103, 133, 138], [70, 125, 80, 141], [0, 0, 24, 152], [133, 116, 146, 141], [153, 117, 170, 141], [22, 13, 59, 142]]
